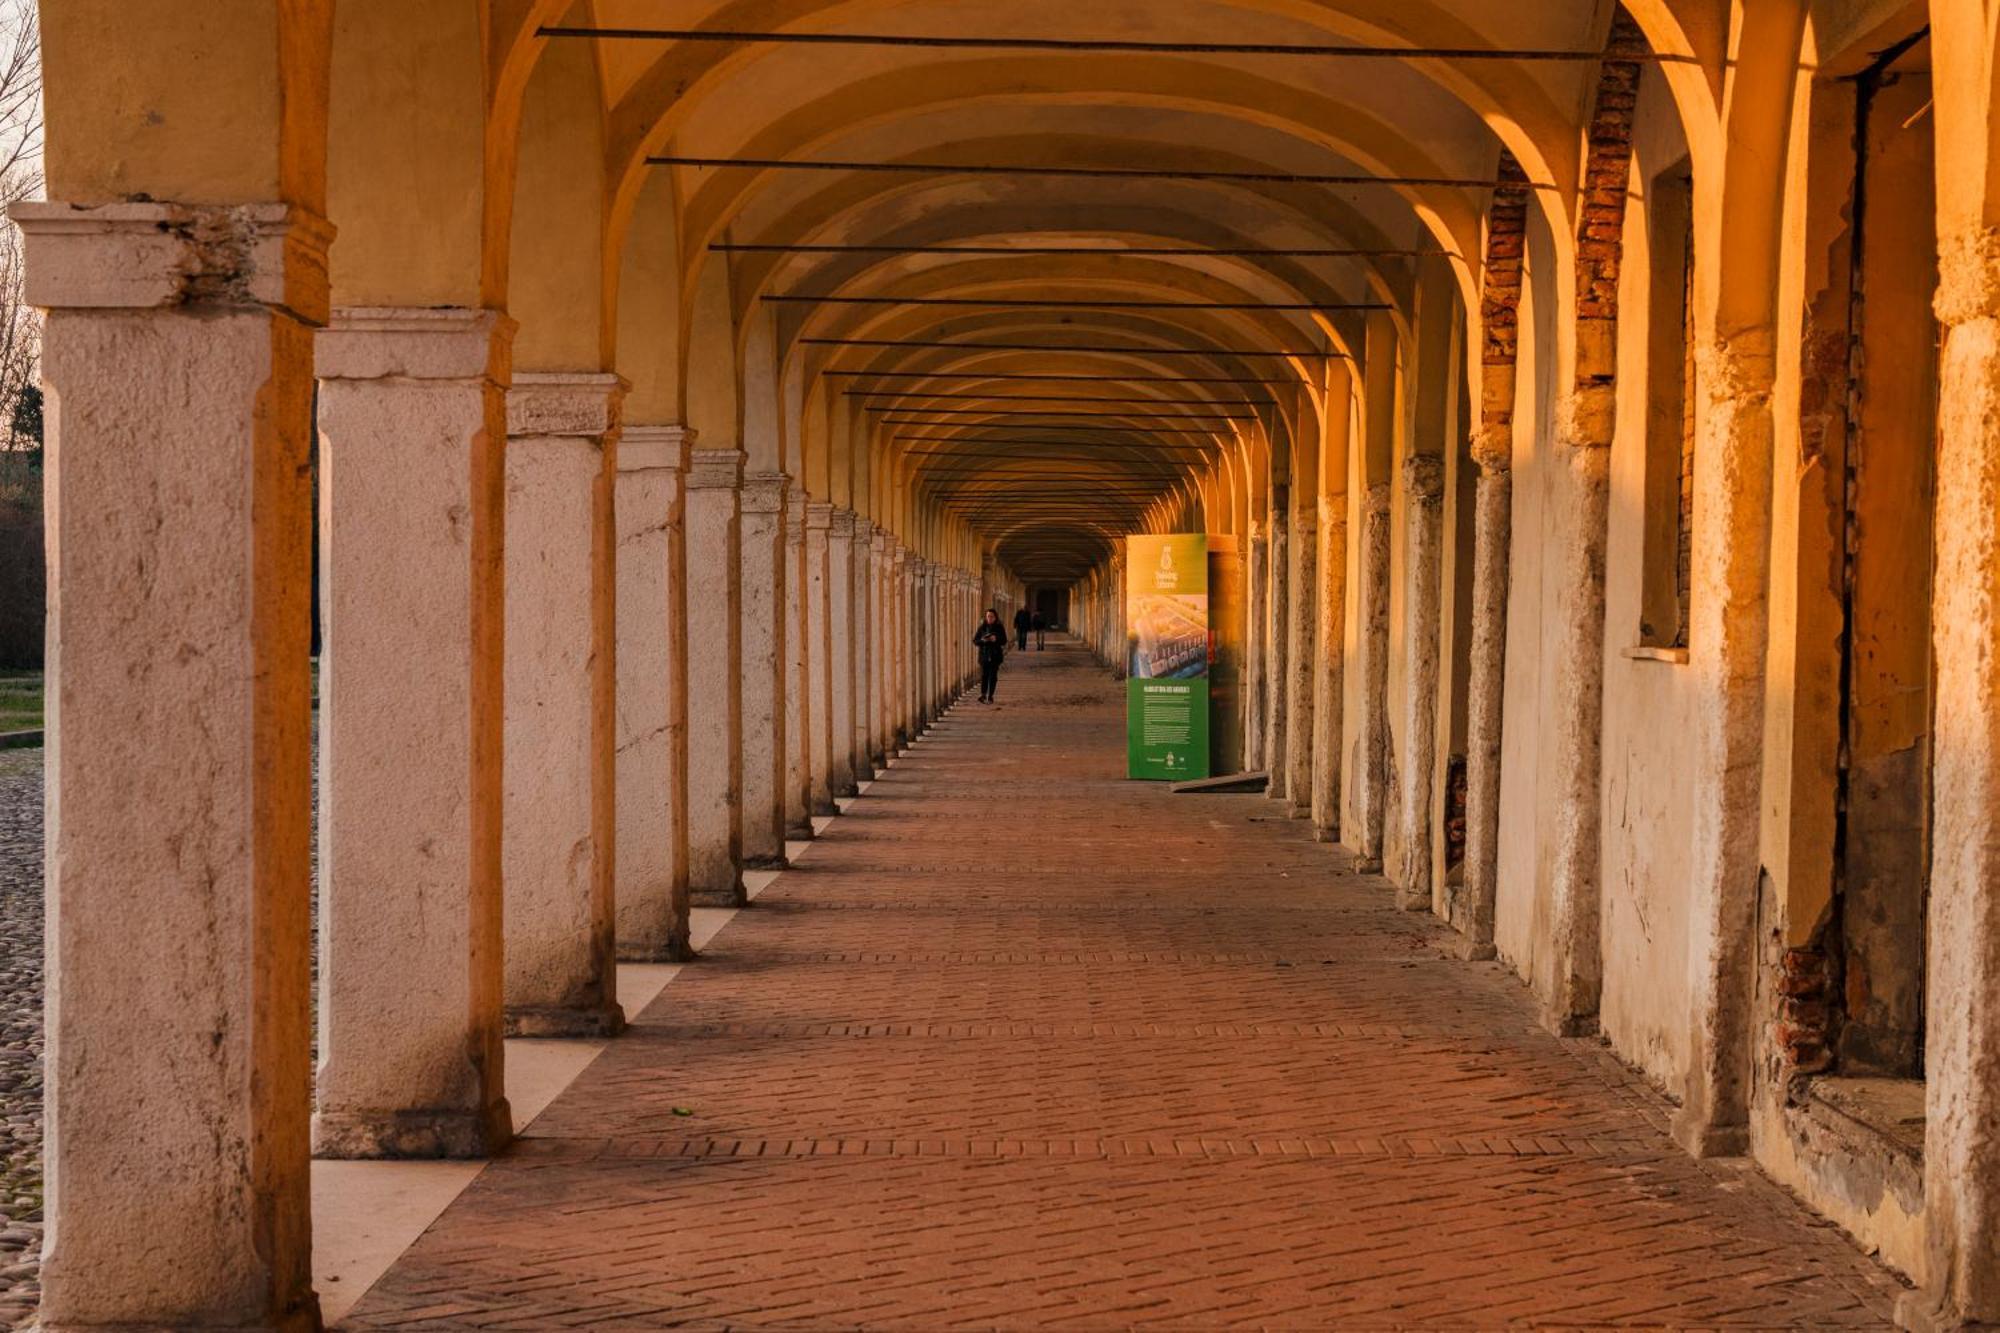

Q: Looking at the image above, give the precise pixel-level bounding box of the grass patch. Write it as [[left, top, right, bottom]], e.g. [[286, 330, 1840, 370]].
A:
[[0, 671, 41, 733]]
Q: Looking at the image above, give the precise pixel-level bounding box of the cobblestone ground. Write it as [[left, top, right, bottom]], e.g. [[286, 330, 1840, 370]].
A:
[[0, 749, 41, 1329], [345, 638, 1907, 1330]]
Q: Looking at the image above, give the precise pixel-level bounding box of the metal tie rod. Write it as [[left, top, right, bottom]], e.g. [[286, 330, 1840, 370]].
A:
[[806, 338, 1327, 357], [768, 294, 1381, 310], [544, 27, 1672, 63], [715, 243, 1448, 257], [652, 154, 1535, 191]]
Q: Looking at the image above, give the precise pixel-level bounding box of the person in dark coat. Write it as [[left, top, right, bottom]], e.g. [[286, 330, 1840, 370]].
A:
[[1013, 605, 1032, 651], [974, 609, 1009, 703], [1033, 609, 1047, 650]]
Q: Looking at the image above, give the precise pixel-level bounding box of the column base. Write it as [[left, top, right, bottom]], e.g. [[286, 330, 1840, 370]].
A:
[[38, 1314, 321, 1333], [312, 1101, 513, 1160], [619, 935, 694, 964], [691, 882, 747, 908], [504, 1003, 626, 1039], [1355, 857, 1384, 874], [1312, 824, 1339, 843], [745, 853, 788, 870], [1540, 1007, 1599, 1040], [1893, 1290, 1994, 1333], [785, 820, 814, 840], [1394, 884, 1432, 912], [1446, 932, 1498, 963], [1670, 1105, 1748, 1159]]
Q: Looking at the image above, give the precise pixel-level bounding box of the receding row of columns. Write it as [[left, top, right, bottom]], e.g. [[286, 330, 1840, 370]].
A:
[[19, 202, 1015, 1331]]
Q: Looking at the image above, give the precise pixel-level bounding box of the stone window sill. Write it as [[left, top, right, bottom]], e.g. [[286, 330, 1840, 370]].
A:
[[1805, 1075, 1926, 1166], [1622, 645, 1690, 664]]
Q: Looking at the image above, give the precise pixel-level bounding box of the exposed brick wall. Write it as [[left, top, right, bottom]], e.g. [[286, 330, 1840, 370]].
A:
[[1482, 153, 1529, 377], [1573, 8, 1649, 384]]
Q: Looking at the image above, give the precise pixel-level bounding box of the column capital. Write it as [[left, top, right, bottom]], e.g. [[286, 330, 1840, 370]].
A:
[[829, 507, 857, 538], [853, 516, 877, 542], [507, 372, 625, 440], [1937, 226, 2000, 326], [785, 485, 808, 530], [805, 499, 834, 531], [12, 199, 334, 321], [741, 471, 789, 514], [619, 424, 693, 474], [1403, 453, 1447, 503], [873, 530, 894, 556], [317, 306, 516, 382], [685, 447, 746, 490]]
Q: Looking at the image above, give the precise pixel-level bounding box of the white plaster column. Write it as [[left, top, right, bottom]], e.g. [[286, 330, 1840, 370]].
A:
[[684, 447, 745, 905], [501, 374, 624, 1038], [614, 425, 692, 961], [804, 502, 836, 814], [783, 487, 814, 839], [1244, 524, 1267, 771], [893, 546, 914, 745], [1285, 499, 1318, 817], [313, 306, 514, 1160], [1392, 453, 1446, 912], [21, 200, 326, 1329], [1538, 391, 1614, 1034], [827, 508, 859, 796], [739, 472, 789, 867], [874, 530, 897, 762], [1454, 430, 1510, 958], [1264, 495, 1291, 801], [1312, 491, 1349, 842], [850, 517, 877, 783], [1353, 482, 1394, 869], [1901, 231, 2000, 1332]]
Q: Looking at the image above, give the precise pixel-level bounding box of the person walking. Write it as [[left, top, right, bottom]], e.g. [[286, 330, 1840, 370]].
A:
[[975, 609, 1009, 703], [1013, 605, 1032, 652], [1033, 609, 1047, 650]]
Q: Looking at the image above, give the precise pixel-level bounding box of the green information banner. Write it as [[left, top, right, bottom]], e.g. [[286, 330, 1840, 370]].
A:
[[1126, 534, 1211, 781]]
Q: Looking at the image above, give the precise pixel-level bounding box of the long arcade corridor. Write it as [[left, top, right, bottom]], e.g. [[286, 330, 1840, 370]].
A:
[[342, 641, 1903, 1329]]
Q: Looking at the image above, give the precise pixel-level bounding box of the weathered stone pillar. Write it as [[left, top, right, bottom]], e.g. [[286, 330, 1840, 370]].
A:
[[851, 517, 877, 782], [684, 447, 745, 905], [501, 373, 624, 1037], [1244, 524, 1267, 771], [1312, 489, 1348, 842], [827, 508, 859, 796], [311, 306, 513, 1160], [1900, 228, 2000, 1332], [1538, 385, 1613, 1034], [1264, 493, 1291, 802], [874, 530, 898, 762], [1353, 481, 1393, 869], [783, 487, 814, 839], [1454, 428, 1511, 959], [22, 199, 326, 1330], [804, 501, 835, 813], [614, 425, 691, 960], [894, 546, 915, 744], [739, 472, 789, 867], [1392, 453, 1446, 911], [1285, 498, 1317, 817]]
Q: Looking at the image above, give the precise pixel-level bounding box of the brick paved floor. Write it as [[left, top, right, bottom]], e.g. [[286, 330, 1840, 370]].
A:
[[342, 638, 1906, 1329]]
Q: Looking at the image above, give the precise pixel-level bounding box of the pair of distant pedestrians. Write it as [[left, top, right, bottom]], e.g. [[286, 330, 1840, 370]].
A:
[[1011, 606, 1048, 652]]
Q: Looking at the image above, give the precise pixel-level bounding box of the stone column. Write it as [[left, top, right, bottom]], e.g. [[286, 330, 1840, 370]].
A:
[[1901, 231, 2000, 1332], [893, 546, 914, 746], [1538, 387, 1614, 1034], [1393, 454, 1446, 912], [850, 517, 877, 782], [614, 425, 692, 961], [312, 306, 514, 1159], [684, 447, 745, 906], [1312, 490, 1348, 842], [874, 530, 897, 763], [501, 374, 624, 1037], [1285, 499, 1318, 817], [1263, 495, 1291, 801], [739, 472, 789, 867], [783, 487, 814, 839], [22, 200, 326, 1329], [827, 508, 859, 796], [804, 501, 835, 813], [1244, 524, 1267, 771], [1353, 481, 1393, 869], [1454, 430, 1510, 958]]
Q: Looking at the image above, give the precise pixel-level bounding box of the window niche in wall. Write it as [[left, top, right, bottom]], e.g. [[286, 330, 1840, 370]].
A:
[[1637, 159, 1694, 653]]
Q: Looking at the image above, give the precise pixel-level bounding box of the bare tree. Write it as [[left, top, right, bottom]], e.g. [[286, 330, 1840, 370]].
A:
[[0, 0, 39, 454]]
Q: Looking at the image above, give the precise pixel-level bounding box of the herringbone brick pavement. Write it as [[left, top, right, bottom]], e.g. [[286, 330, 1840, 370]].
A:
[[341, 638, 1906, 1329]]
